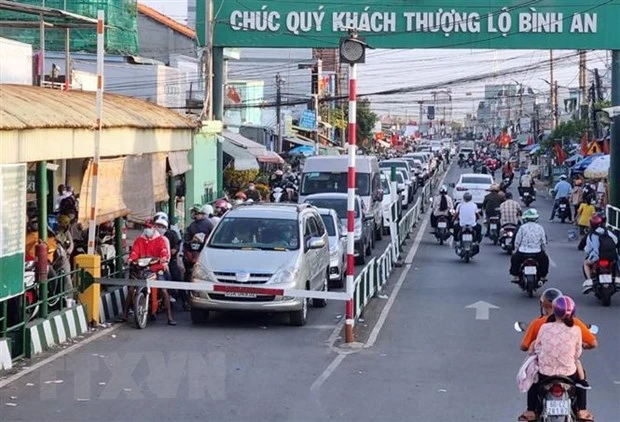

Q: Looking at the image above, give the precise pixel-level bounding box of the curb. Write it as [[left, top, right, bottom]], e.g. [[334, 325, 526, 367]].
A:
[[99, 287, 127, 323], [27, 305, 89, 357], [0, 338, 12, 371]]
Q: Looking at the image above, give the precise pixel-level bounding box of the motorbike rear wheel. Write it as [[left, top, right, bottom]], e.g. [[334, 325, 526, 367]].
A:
[[133, 290, 149, 329], [599, 287, 612, 307]]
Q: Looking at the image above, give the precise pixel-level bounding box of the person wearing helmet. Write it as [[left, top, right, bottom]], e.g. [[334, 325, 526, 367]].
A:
[[201, 204, 220, 226], [482, 183, 505, 237], [453, 191, 482, 243], [518, 169, 535, 199], [235, 191, 247, 202], [121, 219, 175, 325], [430, 184, 454, 230], [519, 296, 593, 422], [184, 204, 214, 248], [270, 169, 284, 189], [214, 199, 230, 217], [550, 174, 573, 222], [582, 213, 618, 294], [189, 203, 203, 220], [151, 216, 178, 322], [510, 208, 549, 283]]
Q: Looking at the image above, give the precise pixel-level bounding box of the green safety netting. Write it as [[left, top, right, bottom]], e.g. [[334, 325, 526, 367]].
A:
[[0, 0, 138, 55]]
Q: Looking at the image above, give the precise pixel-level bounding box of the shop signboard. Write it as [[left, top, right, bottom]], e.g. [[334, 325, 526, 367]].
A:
[[200, 0, 620, 50], [0, 164, 26, 300]]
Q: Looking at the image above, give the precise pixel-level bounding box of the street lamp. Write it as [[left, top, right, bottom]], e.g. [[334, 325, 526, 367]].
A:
[[339, 30, 369, 345]]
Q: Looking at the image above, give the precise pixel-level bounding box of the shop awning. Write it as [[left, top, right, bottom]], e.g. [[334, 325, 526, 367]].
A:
[[284, 136, 314, 147], [168, 150, 192, 176], [220, 138, 259, 170], [221, 130, 284, 164]]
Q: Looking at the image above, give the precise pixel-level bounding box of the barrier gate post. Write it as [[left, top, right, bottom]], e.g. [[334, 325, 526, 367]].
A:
[[345, 62, 357, 344]]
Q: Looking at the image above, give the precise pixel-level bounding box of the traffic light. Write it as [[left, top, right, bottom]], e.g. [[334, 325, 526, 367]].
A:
[[427, 106, 435, 120]]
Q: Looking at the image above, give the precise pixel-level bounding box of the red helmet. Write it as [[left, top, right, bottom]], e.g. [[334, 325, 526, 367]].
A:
[[214, 199, 229, 214], [589, 214, 605, 229], [235, 191, 247, 200]]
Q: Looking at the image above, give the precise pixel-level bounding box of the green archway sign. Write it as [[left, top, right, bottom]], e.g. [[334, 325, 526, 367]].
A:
[[200, 0, 620, 50]]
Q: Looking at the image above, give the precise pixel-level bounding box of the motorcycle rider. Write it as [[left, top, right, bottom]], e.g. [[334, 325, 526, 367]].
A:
[[214, 199, 231, 218], [270, 170, 284, 189], [550, 174, 572, 222], [453, 192, 482, 243], [499, 192, 522, 227], [201, 204, 220, 226], [582, 214, 619, 294], [520, 288, 596, 391], [431, 185, 454, 230], [518, 169, 535, 199], [502, 161, 514, 183], [245, 181, 261, 202], [121, 219, 176, 325], [153, 213, 185, 309], [519, 296, 593, 422], [510, 209, 549, 283], [482, 184, 504, 237]]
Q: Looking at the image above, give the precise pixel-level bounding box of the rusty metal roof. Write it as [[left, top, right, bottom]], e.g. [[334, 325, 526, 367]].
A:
[[0, 84, 198, 131]]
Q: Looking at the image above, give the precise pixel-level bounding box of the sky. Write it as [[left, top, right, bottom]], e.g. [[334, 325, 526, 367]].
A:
[[141, 0, 612, 119]]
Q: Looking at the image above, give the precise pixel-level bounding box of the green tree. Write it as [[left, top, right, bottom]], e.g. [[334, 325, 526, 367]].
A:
[[544, 119, 589, 149], [356, 98, 378, 143]]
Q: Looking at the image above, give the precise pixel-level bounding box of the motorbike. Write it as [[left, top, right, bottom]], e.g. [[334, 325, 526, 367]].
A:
[[129, 257, 160, 329], [455, 225, 479, 263], [458, 157, 466, 168], [514, 322, 599, 422], [522, 189, 535, 207], [556, 197, 571, 223], [499, 223, 518, 255], [23, 257, 39, 321], [591, 258, 619, 307], [487, 211, 501, 245], [467, 157, 475, 167], [434, 214, 452, 245], [518, 256, 544, 297]]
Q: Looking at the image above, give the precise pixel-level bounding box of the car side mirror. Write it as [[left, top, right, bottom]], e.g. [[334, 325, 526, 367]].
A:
[[306, 236, 326, 250]]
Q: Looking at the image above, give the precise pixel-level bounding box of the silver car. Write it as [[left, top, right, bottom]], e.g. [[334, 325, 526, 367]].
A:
[[317, 208, 347, 288], [190, 203, 330, 326]]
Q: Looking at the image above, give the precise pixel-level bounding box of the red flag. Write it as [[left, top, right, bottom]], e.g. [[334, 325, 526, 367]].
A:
[[580, 132, 588, 156], [554, 144, 567, 164]]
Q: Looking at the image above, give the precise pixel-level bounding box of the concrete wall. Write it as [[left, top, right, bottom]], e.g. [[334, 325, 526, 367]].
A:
[[0, 37, 32, 85], [185, 121, 222, 222], [138, 14, 197, 65]]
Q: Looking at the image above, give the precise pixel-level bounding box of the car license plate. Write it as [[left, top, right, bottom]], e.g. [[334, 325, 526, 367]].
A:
[[599, 274, 613, 284], [438, 222, 447, 228], [224, 292, 257, 299], [524, 192, 530, 196], [524, 266, 537, 275], [560, 205, 566, 210], [505, 238, 512, 246], [545, 400, 570, 416], [462, 234, 473, 241], [490, 224, 497, 230]]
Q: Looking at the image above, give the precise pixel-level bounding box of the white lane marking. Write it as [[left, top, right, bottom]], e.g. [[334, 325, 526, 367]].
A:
[[310, 353, 346, 392], [0, 324, 122, 390], [614, 381, 620, 385], [306, 325, 338, 330], [366, 169, 450, 347]]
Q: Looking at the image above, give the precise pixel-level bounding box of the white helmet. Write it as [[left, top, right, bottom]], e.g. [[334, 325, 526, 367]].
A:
[[202, 204, 214, 216], [153, 216, 169, 229], [154, 211, 168, 222]]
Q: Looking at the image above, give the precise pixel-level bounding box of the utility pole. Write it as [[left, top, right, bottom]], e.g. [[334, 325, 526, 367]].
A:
[[315, 57, 322, 153], [553, 80, 559, 129], [550, 49, 557, 129], [275, 73, 283, 153], [579, 50, 588, 120]]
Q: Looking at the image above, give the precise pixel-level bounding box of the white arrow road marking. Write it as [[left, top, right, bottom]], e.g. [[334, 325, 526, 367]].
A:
[[465, 300, 499, 320]]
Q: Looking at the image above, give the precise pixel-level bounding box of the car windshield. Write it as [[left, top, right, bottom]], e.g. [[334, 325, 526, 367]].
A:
[[396, 173, 405, 183], [305, 198, 360, 218], [461, 176, 493, 184], [320, 214, 337, 237], [301, 172, 370, 196], [398, 170, 410, 180], [209, 217, 299, 250]]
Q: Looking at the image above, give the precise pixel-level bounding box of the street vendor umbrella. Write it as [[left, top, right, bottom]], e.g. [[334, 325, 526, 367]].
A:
[[584, 154, 610, 179], [289, 145, 315, 156]]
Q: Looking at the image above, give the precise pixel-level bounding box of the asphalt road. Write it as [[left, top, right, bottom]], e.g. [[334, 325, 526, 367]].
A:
[[1, 163, 618, 422]]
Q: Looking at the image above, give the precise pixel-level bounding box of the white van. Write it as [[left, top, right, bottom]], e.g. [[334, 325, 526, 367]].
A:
[[300, 155, 384, 242]]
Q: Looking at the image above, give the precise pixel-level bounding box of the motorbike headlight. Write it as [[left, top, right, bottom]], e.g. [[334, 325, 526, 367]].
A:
[[270, 266, 298, 284], [192, 264, 217, 283]]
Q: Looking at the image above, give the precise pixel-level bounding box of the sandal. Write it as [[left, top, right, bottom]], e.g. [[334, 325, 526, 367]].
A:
[[167, 319, 177, 326], [517, 411, 537, 421]]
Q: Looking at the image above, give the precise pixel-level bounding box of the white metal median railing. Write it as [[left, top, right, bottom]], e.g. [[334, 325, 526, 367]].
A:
[[606, 205, 620, 233]]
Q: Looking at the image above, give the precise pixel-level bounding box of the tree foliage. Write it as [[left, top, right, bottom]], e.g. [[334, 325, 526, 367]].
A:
[[548, 119, 589, 143], [356, 98, 378, 143]]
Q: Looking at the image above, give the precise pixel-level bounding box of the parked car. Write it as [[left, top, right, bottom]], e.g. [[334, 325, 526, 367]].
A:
[[380, 172, 399, 234], [379, 159, 414, 201], [450, 173, 494, 206], [303, 193, 374, 265], [190, 203, 330, 326], [300, 155, 384, 242], [317, 208, 346, 288], [395, 169, 411, 208]]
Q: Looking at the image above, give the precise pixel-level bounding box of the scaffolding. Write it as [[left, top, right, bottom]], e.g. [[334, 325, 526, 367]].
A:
[[0, 0, 138, 55]]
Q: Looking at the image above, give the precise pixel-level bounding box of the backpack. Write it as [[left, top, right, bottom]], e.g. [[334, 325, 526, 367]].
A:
[[596, 230, 618, 261]]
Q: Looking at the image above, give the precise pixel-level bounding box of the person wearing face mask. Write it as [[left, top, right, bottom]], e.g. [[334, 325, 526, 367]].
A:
[[245, 181, 261, 202], [120, 219, 176, 325], [154, 214, 185, 310]]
